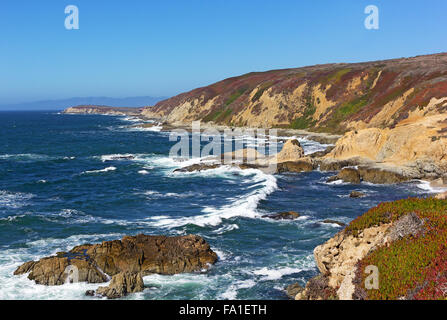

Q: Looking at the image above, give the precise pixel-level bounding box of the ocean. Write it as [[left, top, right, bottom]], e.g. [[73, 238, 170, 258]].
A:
[[0, 111, 436, 300]]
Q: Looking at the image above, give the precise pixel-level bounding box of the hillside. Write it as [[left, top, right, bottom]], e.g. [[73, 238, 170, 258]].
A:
[[142, 53, 447, 175], [143, 53, 447, 133]]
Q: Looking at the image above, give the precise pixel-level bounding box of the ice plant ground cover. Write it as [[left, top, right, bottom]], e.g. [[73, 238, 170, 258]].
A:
[[351, 198, 447, 300]]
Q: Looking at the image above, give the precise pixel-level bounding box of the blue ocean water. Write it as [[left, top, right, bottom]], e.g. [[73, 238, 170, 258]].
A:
[[0, 111, 434, 300]]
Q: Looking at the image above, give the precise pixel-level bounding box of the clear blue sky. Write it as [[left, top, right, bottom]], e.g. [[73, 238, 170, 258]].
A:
[[1, 0, 446, 105]]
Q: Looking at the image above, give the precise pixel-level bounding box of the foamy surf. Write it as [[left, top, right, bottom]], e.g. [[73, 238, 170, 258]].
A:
[[415, 180, 447, 193], [145, 168, 278, 228], [81, 166, 117, 174]]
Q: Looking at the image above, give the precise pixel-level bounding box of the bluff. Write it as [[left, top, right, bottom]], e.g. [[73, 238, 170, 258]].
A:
[[142, 53, 447, 178]]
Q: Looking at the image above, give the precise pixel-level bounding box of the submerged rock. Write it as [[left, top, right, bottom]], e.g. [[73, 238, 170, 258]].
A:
[[174, 163, 220, 173], [262, 211, 300, 220], [321, 219, 346, 227], [349, 191, 365, 198], [14, 234, 218, 286]]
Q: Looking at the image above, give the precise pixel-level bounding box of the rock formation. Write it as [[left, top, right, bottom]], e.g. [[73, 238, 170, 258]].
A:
[[262, 211, 300, 220], [14, 234, 218, 298], [292, 197, 445, 300]]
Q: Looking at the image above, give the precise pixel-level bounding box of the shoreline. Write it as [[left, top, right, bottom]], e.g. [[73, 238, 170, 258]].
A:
[[63, 109, 447, 192]]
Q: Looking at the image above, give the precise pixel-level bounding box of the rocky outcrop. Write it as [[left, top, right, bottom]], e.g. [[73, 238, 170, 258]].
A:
[[174, 163, 221, 173], [285, 282, 304, 299], [349, 191, 365, 198], [275, 139, 304, 163], [95, 272, 144, 299], [327, 168, 361, 184], [63, 105, 143, 116], [326, 165, 411, 184], [436, 191, 447, 200], [262, 211, 300, 220], [14, 234, 218, 290], [275, 159, 315, 173], [320, 220, 346, 227], [295, 212, 427, 300]]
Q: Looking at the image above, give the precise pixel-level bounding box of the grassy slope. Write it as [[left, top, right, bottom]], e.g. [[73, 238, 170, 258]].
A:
[[149, 53, 447, 134], [347, 198, 447, 300]]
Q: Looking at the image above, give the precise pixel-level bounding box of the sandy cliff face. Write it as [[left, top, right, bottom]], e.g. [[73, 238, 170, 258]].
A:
[[142, 53, 447, 172], [144, 53, 447, 132]]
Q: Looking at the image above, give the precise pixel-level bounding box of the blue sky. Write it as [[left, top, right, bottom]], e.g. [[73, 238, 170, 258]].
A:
[[1, 0, 446, 105]]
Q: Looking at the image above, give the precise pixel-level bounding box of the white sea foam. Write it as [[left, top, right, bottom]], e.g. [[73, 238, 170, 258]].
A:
[[252, 254, 316, 281], [415, 180, 447, 193], [220, 279, 256, 300], [144, 168, 278, 228], [81, 166, 116, 174], [212, 224, 239, 235], [138, 170, 149, 175], [0, 191, 35, 209]]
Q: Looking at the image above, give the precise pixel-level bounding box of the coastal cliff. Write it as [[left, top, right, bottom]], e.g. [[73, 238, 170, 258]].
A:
[[141, 53, 447, 180], [292, 197, 447, 300]]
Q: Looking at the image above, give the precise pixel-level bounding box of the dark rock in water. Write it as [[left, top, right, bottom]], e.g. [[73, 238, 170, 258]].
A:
[[262, 211, 300, 220], [285, 282, 304, 299], [320, 159, 361, 171], [14, 234, 218, 286], [327, 168, 361, 184], [276, 161, 315, 173], [174, 163, 220, 173], [321, 219, 346, 227], [357, 166, 409, 184], [238, 163, 267, 170], [85, 290, 95, 297], [96, 272, 144, 299], [326, 175, 341, 183], [349, 191, 365, 198], [106, 155, 135, 161], [337, 168, 361, 184], [308, 146, 335, 158]]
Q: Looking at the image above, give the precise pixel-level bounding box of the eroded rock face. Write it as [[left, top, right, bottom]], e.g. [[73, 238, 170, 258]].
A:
[[96, 272, 144, 299], [275, 160, 315, 173], [275, 139, 305, 163], [357, 166, 409, 184], [299, 212, 428, 300], [337, 168, 361, 184], [14, 234, 218, 286], [312, 224, 391, 297]]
